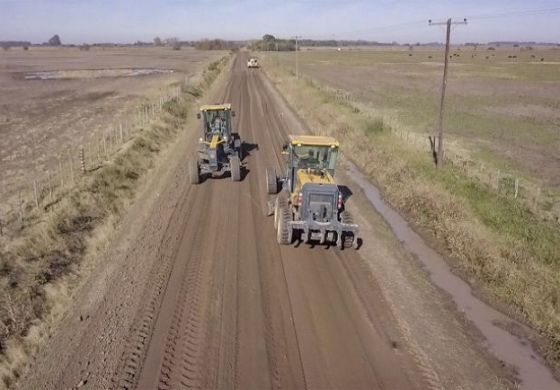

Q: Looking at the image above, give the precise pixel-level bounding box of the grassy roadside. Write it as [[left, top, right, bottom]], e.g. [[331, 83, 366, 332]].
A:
[[259, 55, 560, 373], [0, 54, 230, 388]]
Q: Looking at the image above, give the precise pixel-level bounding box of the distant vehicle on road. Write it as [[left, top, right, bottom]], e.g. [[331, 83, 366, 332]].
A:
[[247, 58, 259, 68]]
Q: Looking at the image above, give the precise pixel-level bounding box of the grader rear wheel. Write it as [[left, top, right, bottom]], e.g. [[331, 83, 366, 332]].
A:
[[189, 160, 200, 185], [340, 211, 355, 249], [276, 204, 292, 245], [230, 156, 241, 181], [274, 195, 288, 230]]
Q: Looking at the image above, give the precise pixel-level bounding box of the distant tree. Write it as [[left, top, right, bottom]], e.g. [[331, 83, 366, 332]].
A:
[[263, 34, 276, 42], [194, 39, 240, 50], [153, 36, 163, 46], [165, 37, 181, 50], [48, 34, 62, 46]]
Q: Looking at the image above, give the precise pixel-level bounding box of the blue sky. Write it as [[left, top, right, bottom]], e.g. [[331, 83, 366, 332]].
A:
[[1, 0, 559, 44]]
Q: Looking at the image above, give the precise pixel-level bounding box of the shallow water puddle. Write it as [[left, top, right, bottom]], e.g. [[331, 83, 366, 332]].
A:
[[346, 162, 559, 390], [24, 68, 174, 80]]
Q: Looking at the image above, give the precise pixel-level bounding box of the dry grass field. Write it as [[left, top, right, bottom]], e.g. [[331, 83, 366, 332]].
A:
[[0, 46, 225, 201], [271, 46, 560, 189], [260, 45, 560, 372]]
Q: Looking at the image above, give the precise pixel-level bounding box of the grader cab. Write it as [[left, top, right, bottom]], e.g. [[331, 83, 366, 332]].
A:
[[266, 135, 358, 249], [190, 104, 242, 183]]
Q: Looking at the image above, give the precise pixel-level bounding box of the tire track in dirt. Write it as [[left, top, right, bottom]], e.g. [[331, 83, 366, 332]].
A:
[[111, 184, 208, 389]]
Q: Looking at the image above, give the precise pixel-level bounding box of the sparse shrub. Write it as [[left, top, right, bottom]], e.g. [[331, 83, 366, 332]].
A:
[[23, 46, 29, 51], [163, 99, 188, 118], [182, 84, 202, 97], [487, 47, 495, 51], [363, 118, 387, 135]]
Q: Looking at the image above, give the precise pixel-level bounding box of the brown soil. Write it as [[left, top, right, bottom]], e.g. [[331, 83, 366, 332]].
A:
[[0, 46, 224, 201], [15, 52, 514, 390]]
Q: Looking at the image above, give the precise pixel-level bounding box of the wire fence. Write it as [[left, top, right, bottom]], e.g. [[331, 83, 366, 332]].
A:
[[0, 82, 188, 236], [305, 76, 560, 223]]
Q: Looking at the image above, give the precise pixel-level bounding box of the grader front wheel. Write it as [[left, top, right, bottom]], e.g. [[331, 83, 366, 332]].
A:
[[266, 168, 278, 194]]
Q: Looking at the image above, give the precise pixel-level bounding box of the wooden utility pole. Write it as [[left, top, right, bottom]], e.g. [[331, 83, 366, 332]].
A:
[[429, 18, 467, 168]]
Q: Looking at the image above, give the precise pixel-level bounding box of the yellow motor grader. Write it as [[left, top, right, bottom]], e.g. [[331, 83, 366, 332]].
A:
[[266, 135, 358, 249], [190, 104, 242, 183]]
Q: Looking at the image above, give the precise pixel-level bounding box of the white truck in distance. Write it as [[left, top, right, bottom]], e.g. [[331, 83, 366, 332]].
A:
[[247, 58, 259, 68]]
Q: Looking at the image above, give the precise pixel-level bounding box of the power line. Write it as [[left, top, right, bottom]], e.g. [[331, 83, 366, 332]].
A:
[[302, 20, 426, 40], [464, 6, 560, 20], [298, 6, 560, 41]]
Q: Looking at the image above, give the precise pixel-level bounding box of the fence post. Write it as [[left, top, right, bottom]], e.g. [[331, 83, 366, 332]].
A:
[[87, 140, 92, 164], [33, 179, 39, 208], [80, 147, 86, 174], [47, 170, 53, 200], [69, 155, 75, 184], [103, 134, 107, 158], [514, 178, 519, 198], [18, 191, 24, 228], [58, 156, 64, 188], [119, 122, 123, 143]]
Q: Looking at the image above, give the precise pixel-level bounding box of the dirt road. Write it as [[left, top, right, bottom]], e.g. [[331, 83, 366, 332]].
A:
[[17, 53, 512, 390]]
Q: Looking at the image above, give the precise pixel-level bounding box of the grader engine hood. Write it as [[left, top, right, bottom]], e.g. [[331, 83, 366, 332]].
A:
[[295, 169, 334, 188], [292, 169, 335, 204]]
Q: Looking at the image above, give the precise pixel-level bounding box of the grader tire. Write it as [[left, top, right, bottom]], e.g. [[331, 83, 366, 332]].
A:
[[341, 211, 355, 249], [189, 160, 200, 185], [231, 156, 241, 182], [274, 195, 288, 230], [276, 204, 292, 245], [234, 138, 243, 160], [266, 168, 278, 194]]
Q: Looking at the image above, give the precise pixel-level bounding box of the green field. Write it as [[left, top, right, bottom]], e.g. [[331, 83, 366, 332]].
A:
[[269, 46, 560, 189]]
